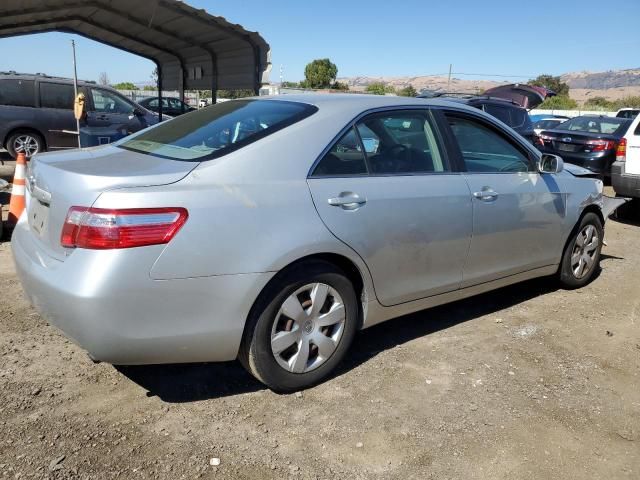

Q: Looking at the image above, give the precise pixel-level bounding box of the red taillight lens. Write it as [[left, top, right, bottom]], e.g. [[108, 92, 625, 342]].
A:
[[61, 207, 188, 249], [616, 138, 627, 162], [585, 139, 616, 152]]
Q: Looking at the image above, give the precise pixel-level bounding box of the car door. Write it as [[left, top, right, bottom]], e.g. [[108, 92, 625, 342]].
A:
[[37, 81, 78, 149], [307, 109, 473, 306], [441, 111, 565, 287]]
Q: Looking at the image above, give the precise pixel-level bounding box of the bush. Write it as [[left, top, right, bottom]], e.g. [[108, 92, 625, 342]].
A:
[[397, 85, 417, 97], [538, 95, 578, 110], [366, 82, 396, 95]]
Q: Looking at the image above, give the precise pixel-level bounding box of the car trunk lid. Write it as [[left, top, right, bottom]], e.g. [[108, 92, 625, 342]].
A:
[[537, 129, 621, 154], [26, 145, 197, 260], [483, 84, 556, 109]]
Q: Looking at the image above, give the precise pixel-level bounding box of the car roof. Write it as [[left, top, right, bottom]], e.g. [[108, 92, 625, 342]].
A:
[[257, 93, 484, 116], [0, 72, 116, 90]]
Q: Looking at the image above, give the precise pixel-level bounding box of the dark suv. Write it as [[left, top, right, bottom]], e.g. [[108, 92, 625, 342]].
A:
[[0, 72, 159, 158], [418, 93, 534, 141]]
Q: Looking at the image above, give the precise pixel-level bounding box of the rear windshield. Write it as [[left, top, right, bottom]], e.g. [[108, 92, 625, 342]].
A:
[[534, 119, 563, 130], [118, 99, 317, 161], [556, 117, 630, 135]]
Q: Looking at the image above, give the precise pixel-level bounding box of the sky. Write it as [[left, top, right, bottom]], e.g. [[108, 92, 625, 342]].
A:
[[1, 0, 639, 85]]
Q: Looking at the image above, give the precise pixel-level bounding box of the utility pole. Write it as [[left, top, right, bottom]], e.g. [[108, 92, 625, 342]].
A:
[[71, 40, 81, 149], [447, 63, 452, 91], [279, 64, 283, 85]]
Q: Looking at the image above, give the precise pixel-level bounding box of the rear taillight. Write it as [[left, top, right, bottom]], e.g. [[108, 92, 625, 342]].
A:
[[616, 138, 627, 162], [61, 207, 188, 249], [535, 133, 553, 147], [585, 139, 616, 152]]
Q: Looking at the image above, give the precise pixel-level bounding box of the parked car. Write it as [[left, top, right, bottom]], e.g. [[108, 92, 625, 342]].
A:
[[615, 108, 640, 119], [137, 96, 196, 116], [533, 117, 570, 135], [13, 94, 624, 392], [611, 112, 640, 199], [535, 115, 632, 177], [0, 72, 159, 158]]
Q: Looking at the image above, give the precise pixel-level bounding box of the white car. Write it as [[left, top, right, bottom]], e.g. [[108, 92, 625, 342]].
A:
[[611, 113, 640, 199]]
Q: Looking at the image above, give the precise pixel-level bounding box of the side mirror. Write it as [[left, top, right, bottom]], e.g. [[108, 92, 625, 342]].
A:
[[538, 153, 564, 174]]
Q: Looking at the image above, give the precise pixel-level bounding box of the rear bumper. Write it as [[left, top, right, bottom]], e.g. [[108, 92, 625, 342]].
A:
[[611, 162, 640, 198], [11, 218, 274, 365]]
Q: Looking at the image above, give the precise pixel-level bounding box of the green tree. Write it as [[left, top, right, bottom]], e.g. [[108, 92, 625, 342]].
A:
[[538, 95, 578, 110], [143, 85, 157, 91], [217, 89, 254, 99], [397, 85, 417, 97], [366, 82, 396, 95], [112, 82, 137, 90], [529, 74, 570, 96], [304, 58, 338, 89]]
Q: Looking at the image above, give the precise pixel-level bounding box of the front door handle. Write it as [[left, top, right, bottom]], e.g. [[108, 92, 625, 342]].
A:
[[473, 188, 499, 202], [328, 192, 367, 210]]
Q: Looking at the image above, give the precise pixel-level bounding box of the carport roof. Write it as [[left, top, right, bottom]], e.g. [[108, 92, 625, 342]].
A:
[[0, 0, 271, 92]]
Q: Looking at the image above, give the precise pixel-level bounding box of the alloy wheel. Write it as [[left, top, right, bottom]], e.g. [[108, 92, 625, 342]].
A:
[[571, 224, 599, 279], [14, 135, 39, 157], [270, 283, 346, 374]]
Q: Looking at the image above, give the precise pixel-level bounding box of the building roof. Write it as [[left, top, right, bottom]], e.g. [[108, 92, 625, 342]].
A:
[[0, 0, 271, 92]]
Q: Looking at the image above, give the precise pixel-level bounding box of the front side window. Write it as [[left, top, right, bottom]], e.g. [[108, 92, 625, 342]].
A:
[[446, 114, 531, 173], [40, 82, 75, 110], [356, 111, 445, 174], [119, 99, 317, 161], [91, 88, 135, 114], [0, 79, 35, 107], [313, 127, 368, 176]]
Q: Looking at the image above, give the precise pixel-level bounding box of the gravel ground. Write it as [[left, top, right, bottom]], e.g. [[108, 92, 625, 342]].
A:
[[0, 157, 639, 479]]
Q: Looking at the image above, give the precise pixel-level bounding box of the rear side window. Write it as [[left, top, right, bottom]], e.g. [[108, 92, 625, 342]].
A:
[[313, 128, 368, 176], [119, 99, 317, 161], [0, 79, 35, 107], [483, 104, 511, 125], [445, 114, 531, 173], [510, 108, 528, 128], [40, 82, 75, 109]]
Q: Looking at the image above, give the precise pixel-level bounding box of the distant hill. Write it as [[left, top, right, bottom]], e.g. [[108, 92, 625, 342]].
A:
[[336, 75, 505, 94], [561, 68, 640, 89]]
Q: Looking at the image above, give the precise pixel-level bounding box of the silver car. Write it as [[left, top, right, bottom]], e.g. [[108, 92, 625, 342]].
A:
[[12, 94, 622, 392]]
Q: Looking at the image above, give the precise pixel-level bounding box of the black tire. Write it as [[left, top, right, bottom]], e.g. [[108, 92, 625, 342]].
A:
[[558, 212, 604, 289], [239, 260, 358, 392], [6, 130, 45, 159]]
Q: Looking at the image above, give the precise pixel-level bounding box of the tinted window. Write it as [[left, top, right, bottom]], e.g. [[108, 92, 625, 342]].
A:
[[313, 128, 367, 176], [40, 82, 75, 109], [0, 79, 35, 107], [446, 114, 531, 173], [510, 108, 527, 128], [534, 119, 563, 130], [616, 110, 639, 119], [356, 111, 445, 174], [91, 88, 134, 114], [119, 99, 317, 161], [483, 104, 511, 125]]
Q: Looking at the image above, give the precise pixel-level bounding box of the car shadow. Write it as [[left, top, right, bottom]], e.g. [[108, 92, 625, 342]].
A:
[[117, 277, 559, 403]]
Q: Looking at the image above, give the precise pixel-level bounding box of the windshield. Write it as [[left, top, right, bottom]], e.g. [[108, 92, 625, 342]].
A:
[[555, 117, 630, 135], [118, 99, 317, 161]]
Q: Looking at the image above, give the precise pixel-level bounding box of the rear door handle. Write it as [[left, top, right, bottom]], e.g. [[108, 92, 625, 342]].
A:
[[328, 192, 367, 210], [473, 188, 499, 202]]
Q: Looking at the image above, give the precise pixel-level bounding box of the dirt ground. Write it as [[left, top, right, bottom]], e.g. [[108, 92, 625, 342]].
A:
[[0, 157, 639, 479]]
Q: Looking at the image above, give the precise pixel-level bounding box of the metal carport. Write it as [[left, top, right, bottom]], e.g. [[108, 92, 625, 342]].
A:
[[0, 0, 271, 106]]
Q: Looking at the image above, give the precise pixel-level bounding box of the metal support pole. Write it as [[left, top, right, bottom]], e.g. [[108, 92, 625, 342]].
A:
[[447, 64, 452, 91], [156, 63, 163, 122], [71, 39, 81, 149]]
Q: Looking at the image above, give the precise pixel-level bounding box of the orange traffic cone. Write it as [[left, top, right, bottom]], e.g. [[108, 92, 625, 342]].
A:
[[8, 152, 27, 225]]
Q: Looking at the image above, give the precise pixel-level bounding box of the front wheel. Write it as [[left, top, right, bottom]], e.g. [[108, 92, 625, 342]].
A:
[[6, 130, 45, 159], [239, 261, 358, 392], [558, 212, 603, 288]]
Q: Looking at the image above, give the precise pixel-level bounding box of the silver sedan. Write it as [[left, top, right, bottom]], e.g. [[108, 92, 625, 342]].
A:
[[12, 94, 622, 391]]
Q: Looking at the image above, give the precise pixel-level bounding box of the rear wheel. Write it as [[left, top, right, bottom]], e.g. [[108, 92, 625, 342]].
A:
[[6, 130, 45, 159], [558, 212, 603, 288], [239, 261, 358, 392]]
